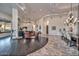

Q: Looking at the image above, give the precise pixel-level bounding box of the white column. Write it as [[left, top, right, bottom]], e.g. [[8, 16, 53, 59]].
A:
[[33, 24, 35, 31], [12, 8, 18, 39], [76, 21, 79, 35]]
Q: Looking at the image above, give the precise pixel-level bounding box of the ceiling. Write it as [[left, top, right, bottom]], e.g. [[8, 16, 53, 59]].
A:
[[17, 3, 78, 22], [0, 3, 16, 17], [0, 3, 78, 22]]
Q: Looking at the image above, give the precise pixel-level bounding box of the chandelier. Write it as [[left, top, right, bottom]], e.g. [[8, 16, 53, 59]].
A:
[[65, 4, 77, 26]]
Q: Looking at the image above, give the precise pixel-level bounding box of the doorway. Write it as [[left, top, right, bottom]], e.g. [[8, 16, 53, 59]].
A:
[[46, 25, 48, 34]]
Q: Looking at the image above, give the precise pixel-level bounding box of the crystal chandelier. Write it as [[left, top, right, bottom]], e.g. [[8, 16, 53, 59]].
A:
[[65, 3, 77, 26]]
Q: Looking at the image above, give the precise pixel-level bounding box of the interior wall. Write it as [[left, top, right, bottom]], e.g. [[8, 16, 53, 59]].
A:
[[72, 8, 78, 34], [20, 22, 34, 31], [0, 12, 12, 20], [36, 15, 66, 35], [48, 15, 66, 35], [0, 12, 12, 32], [36, 8, 78, 35], [36, 18, 44, 33]]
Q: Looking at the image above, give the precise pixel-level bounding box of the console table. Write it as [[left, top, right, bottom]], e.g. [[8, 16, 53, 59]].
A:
[[72, 34, 79, 49]]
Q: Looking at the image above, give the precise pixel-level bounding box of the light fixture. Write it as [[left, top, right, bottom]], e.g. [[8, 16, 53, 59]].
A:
[[33, 24, 35, 31], [16, 4, 25, 11], [73, 18, 77, 24], [21, 7, 25, 11], [47, 20, 49, 25], [40, 9, 42, 11], [64, 3, 78, 26], [1, 24, 5, 29]]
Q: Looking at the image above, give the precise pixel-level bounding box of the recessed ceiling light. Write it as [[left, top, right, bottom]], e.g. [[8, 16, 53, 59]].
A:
[[17, 4, 25, 11], [40, 9, 42, 11], [21, 7, 25, 11]]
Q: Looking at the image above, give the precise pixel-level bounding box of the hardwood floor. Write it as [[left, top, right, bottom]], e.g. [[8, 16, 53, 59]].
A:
[[0, 35, 78, 56], [0, 36, 48, 56]]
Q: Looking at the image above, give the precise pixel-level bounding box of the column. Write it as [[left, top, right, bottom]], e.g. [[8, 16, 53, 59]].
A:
[[75, 4, 79, 48], [12, 8, 18, 39], [78, 4, 79, 35]]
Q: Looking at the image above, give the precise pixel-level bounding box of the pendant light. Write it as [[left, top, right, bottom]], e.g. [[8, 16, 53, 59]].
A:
[[65, 3, 78, 26]]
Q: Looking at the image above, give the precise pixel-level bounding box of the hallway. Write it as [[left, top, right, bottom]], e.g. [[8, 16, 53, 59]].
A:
[[28, 35, 78, 56], [0, 3, 79, 56]]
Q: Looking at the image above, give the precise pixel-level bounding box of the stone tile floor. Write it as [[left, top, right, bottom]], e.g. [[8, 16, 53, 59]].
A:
[[28, 35, 79, 56]]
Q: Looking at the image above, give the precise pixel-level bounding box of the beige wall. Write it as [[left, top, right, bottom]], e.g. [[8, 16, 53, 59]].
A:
[[20, 21, 35, 31], [36, 14, 66, 35], [0, 12, 12, 32], [0, 12, 12, 20], [36, 8, 78, 35]]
